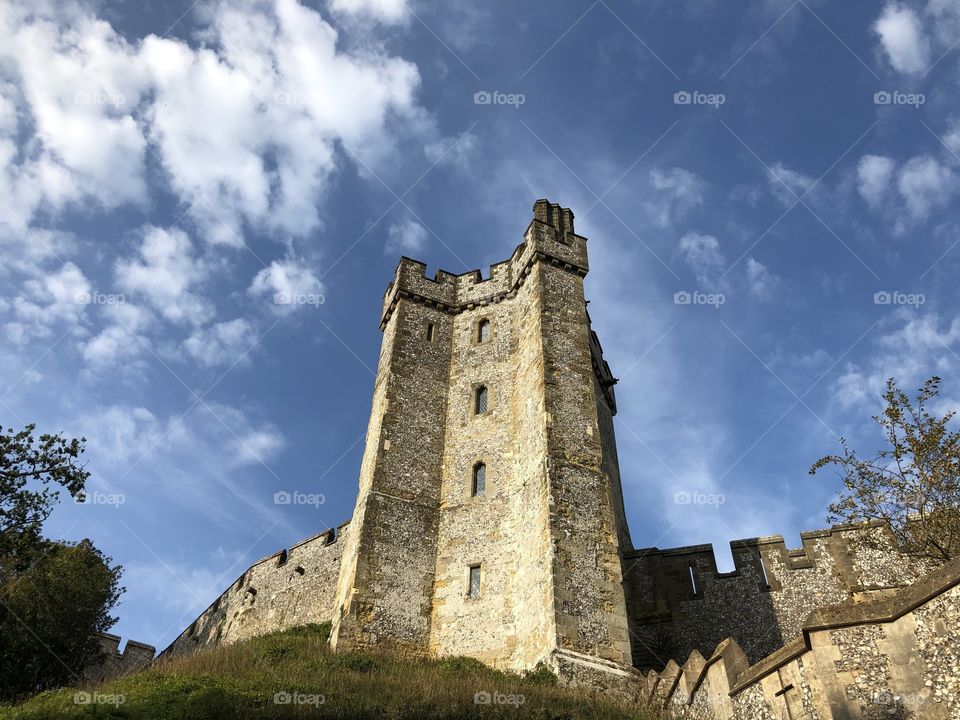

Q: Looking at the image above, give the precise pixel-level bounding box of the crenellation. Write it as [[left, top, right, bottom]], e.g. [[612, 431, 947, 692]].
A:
[[649, 557, 960, 719], [83, 633, 156, 682]]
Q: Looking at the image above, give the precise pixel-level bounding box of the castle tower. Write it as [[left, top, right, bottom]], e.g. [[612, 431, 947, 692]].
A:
[[329, 200, 636, 681]]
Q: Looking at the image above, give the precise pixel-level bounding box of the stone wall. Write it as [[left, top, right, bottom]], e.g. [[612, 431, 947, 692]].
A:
[[643, 555, 960, 719], [624, 522, 933, 669], [163, 521, 348, 656], [428, 267, 555, 669], [82, 633, 155, 682]]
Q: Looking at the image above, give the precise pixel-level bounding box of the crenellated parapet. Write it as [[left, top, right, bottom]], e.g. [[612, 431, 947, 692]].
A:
[[82, 632, 156, 682], [642, 556, 960, 719], [623, 521, 936, 669], [380, 199, 589, 330]]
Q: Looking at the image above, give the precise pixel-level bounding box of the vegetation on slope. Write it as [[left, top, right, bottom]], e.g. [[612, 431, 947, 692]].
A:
[[0, 623, 663, 720]]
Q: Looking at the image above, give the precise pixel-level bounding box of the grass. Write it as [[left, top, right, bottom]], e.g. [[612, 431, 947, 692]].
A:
[[0, 624, 663, 719]]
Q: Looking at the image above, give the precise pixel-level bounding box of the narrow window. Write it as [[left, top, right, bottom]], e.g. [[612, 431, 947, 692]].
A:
[[688, 564, 698, 596], [472, 463, 486, 497], [276, 549, 288, 567], [477, 319, 490, 343], [474, 386, 488, 415], [426, 323, 435, 342], [759, 556, 770, 589], [468, 565, 481, 598]]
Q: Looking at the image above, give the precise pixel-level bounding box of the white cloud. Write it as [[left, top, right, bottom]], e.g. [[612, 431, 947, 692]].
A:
[[230, 427, 286, 467], [0, 2, 148, 223], [678, 232, 725, 289], [247, 255, 324, 313], [857, 155, 896, 207], [183, 318, 259, 369], [646, 167, 706, 228], [80, 302, 154, 370], [896, 155, 955, 220], [746, 257, 778, 298], [386, 219, 428, 255], [767, 162, 814, 205], [9, 261, 90, 339], [115, 226, 211, 325], [329, 0, 410, 23], [141, 0, 420, 244], [829, 313, 960, 414], [873, 3, 931, 74], [944, 119, 960, 156], [424, 131, 479, 171], [0, 0, 423, 246]]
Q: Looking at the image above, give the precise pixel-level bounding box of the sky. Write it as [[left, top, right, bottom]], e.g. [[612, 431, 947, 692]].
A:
[[2, 0, 960, 653]]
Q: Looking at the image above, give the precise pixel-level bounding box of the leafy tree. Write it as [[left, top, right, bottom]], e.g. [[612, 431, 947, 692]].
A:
[[810, 376, 960, 561], [1, 423, 90, 568], [0, 423, 123, 700], [0, 540, 123, 700]]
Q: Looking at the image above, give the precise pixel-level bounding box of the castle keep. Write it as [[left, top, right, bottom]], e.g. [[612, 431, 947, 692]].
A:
[[165, 201, 960, 718]]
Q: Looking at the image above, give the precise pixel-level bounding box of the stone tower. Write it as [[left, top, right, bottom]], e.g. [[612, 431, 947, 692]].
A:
[[329, 199, 636, 682]]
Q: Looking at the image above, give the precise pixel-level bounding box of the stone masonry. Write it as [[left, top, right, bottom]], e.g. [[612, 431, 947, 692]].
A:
[[161, 200, 959, 712]]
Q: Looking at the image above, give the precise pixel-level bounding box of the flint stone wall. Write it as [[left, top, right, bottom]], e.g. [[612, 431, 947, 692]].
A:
[[163, 521, 348, 656]]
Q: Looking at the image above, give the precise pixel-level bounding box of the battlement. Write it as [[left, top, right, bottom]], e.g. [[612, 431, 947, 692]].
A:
[[643, 557, 960, 719], [380, 200, 589, 329], [623, 521, 935, 669], [82, 632, 156, 682]]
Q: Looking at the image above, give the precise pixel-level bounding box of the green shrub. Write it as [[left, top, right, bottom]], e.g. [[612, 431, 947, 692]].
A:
[[333, 653, 376, 673], [522, 661, 559, 686]]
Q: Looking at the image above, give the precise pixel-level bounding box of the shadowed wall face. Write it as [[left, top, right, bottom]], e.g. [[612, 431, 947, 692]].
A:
[[624, 523, 935, 669]]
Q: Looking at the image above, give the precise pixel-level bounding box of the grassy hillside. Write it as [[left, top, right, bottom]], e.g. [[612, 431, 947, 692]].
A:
[[0, 624, 663, 719]]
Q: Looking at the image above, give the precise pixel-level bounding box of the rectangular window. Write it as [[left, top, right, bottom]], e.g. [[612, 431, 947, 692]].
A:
[[468, 565, 481, 598], [425, 323, 435, 342], [475, 386, 488, 415], [472, 463, 486, 497]]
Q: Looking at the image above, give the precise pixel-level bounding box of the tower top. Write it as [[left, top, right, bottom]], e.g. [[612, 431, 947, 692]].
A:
[[532, 199, 575, 236]]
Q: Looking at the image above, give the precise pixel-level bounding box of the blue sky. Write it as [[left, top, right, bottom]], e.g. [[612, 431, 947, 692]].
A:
[[2, 0, 960, 651]]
